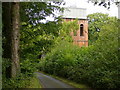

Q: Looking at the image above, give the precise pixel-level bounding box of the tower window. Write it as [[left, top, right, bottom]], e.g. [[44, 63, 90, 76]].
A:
[[80, 24, 84, 36]]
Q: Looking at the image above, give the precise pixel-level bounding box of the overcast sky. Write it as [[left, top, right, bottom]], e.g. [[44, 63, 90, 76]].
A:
[[63, 0, 118, 17], [43, 0, 118, 22]]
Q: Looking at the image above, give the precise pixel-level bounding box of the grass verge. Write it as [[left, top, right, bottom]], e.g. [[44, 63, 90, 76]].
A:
[[27, 75, 42, 88]]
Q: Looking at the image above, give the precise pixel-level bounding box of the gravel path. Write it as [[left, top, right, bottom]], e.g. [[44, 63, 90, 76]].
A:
[[35, 72, 74, 88]]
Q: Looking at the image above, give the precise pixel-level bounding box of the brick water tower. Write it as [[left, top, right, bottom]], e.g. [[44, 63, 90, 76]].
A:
[[62, 7, 88, 47]]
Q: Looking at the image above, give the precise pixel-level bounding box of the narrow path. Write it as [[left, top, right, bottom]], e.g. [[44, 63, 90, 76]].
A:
[[35, 72, 74, 88]]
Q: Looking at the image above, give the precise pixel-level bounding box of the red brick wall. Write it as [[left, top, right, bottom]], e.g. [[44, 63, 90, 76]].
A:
[[63, 18, 88, 47]]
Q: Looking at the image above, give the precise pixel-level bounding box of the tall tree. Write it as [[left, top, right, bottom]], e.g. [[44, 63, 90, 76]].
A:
[[2, 2, 20, 78], [87, 13, 117, 45], [11, 2, 20, 78], [3, 1, 63, 78], [20, 2, 64, 59], [20, 2, 63, 25]]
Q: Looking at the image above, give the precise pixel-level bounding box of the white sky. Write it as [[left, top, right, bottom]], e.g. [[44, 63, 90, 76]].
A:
[[42, 0, 118, 22], [63, 0, 118, 17]]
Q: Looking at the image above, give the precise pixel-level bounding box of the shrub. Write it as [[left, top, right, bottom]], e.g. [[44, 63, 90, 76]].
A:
[[38, 21, 119, 89], [2, 58, 37, 88]]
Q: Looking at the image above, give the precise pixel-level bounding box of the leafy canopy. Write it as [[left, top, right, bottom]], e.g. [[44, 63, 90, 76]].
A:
[[87, 13, 117, 44]]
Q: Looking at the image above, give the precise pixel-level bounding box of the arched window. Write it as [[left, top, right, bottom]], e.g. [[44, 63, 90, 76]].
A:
[[80, 24, 84, 36]]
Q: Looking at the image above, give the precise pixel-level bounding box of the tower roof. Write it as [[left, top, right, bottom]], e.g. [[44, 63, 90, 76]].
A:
[[61, 7, 87, 19]]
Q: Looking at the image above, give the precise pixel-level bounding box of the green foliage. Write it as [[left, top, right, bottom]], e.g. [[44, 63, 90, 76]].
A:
[[39, 41, 80, 76], [20, 2, 64, 67], [20, 19, 78, 59], [38, 20, 119, 89], [54, 20, 79, 44], [20, 2, 63, 25], [20, 59, 37, 76], [2, 58, 11, 79], [2, 1, 65, 88], [27, 75, 42, 88], [60, 19, 79, 36], [3, 74, 31, 88], [5, 5, 78, 88], [2, 58, 41, 88], [20, 20, 62, 61], [87, 13, 117, 45], [2, 58, 31, 88]]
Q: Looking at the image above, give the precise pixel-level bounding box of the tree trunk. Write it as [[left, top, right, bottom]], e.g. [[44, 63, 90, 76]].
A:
[[11, 2, 20, 78], [2, 2, 20, 78]]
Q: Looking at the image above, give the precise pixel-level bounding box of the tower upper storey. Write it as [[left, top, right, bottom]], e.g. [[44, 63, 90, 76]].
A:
[[61, 7, 87, 19]]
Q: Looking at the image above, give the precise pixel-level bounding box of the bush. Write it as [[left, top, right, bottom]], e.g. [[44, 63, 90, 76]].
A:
[[38, 21, 119, 89], [20, 59, 37, 76], [3, 73, 31, 88], [2, 58, 37, 88]]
